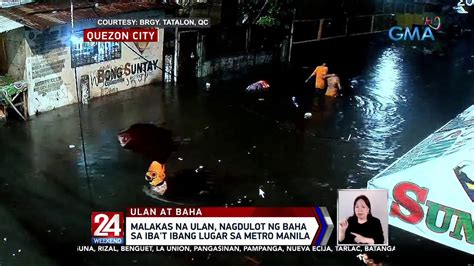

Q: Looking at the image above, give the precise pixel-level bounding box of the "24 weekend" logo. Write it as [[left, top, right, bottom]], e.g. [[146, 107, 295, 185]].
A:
[[91, 212, 125, 244]]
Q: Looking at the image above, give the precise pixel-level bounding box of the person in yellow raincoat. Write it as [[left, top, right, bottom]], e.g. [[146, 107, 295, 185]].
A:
[[306, 63, 328, 91], [145, 161, 167, 195], [325, 74, 341, 97]]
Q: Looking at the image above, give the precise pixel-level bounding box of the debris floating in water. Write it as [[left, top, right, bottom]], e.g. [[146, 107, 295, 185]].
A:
[[204, 126, 209, 130], [218, 159, 221, 163], [69, 145, 75, 148], [18, 249, 21, 253], [291, 96, 299, 108], [195, 165, 204, 173], [178, 157, 183, 161], [3, 237, 7, 242], [304, 112, 312, 119]]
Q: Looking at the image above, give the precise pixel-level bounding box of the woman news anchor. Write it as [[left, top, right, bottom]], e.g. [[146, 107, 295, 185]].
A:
[[338, 195, 384, 244]]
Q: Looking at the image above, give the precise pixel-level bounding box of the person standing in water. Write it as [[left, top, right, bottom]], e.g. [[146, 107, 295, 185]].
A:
[[306, 62, 329, 93], [325, 74, 341, 97]]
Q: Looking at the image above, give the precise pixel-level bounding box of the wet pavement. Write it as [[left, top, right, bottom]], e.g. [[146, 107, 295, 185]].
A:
[[1, 35, 474, 265]]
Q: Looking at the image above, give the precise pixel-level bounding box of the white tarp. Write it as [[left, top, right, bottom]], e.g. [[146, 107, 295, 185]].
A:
[[368, 105, 474, 255], [0, 15, 23, 33], [0, 0, 20, 8]]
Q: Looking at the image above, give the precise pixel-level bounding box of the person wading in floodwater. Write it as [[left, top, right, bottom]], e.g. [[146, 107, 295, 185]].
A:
[[324, 73, 341, 98], [305, 62, 329, 108], [305, 62, 328, 93]]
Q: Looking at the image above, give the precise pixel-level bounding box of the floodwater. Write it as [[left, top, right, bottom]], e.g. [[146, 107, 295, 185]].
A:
[[1, 35, 474, 265]]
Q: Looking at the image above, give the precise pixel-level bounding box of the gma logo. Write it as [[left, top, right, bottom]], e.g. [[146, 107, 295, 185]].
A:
[[388, 26, 435, 41]]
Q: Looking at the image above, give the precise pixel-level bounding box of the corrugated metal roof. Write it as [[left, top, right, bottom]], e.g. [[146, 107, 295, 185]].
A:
[[0, 1, 177, 31], [0, 15, 23, 33]]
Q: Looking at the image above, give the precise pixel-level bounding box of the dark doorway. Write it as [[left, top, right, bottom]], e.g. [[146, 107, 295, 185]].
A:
[[177, 30, 198, 84]]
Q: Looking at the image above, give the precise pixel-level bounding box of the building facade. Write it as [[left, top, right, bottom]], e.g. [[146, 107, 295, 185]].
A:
[[0, 2, 170, 116]]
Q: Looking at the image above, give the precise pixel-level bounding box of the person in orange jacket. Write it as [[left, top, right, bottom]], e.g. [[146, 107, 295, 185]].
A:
[[306, 63, 329, 91], [145, 161, 167, 195]]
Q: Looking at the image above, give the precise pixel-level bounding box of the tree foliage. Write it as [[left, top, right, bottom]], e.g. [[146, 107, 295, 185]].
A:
[[240, 0, 293, 29]]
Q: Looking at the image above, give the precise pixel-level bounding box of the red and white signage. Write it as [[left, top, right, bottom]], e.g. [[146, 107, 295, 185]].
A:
[[368, 105, 474, 255], [83, 28, 159, 42], [91, 212, 125, 244]]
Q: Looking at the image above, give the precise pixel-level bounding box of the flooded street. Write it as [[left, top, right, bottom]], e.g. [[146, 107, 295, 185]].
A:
[[1, 35, 474, 265]]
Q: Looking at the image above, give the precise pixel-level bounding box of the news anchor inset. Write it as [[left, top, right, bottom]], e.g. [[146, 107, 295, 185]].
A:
[[338, 190, 388, 245]]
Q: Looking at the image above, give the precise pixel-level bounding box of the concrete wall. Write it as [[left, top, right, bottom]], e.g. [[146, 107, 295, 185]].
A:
[[75, 29, 164, 100], [25, 25, 74, 116], [197, 52, 272, 79], [24, 23, 164, 116], [4, 27, 26, 79]]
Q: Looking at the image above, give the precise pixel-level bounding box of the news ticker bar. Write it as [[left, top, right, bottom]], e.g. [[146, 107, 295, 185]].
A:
[[91, 207, 334, 246], [77, 245, 397, 253], [127, 207, 333, 246], [96, 18, 211, 28]]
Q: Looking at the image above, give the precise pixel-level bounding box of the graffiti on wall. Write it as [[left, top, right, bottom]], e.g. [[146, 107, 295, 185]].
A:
[[89, 59, 160, 89], [27, 46, 68, 100], [26, 27, 71, 115], [32, 76, 63, 96], [29, 49, 68, 80]]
